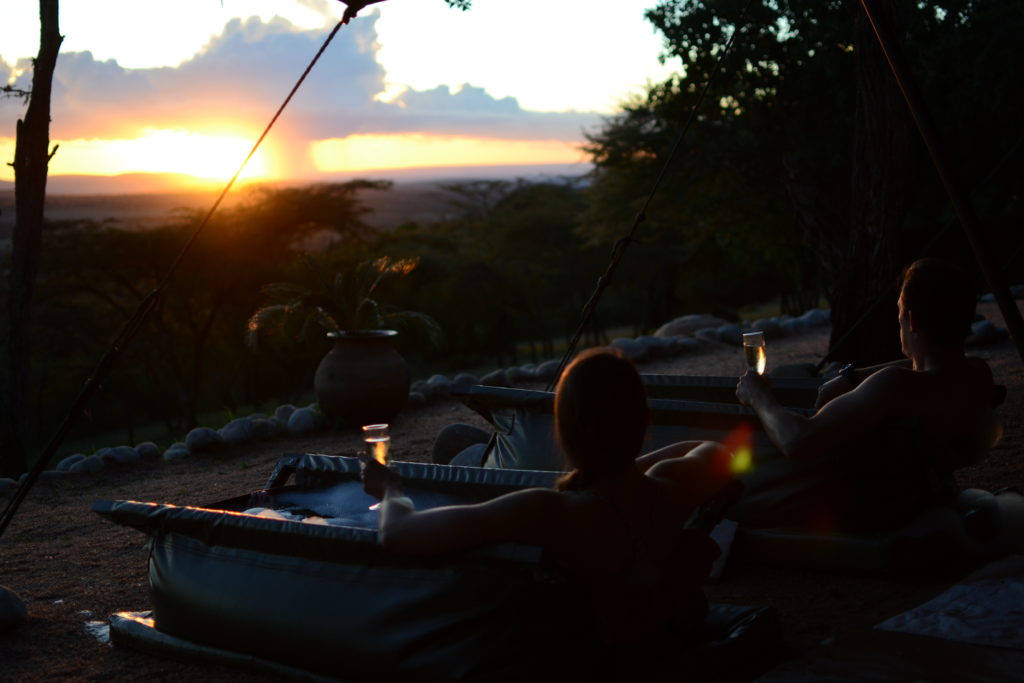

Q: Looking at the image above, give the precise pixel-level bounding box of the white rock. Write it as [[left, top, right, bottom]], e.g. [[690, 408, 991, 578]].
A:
[[636, 335, 671, 357], [56, 453, 86, 472], [100, 446, 140, 465], [220, 417, 254, 445], [716, 324, 744, 346], [480, 369, 510, 387], [610, 337, 647, 361], [18, 470, 69, 483], [69, 455, 105, 474], [162, 447, 190, 461], [185, 427, 225, 452], [251, 418, 280, 440], [518, 364, 538, 379], [695, 328, 720, 343], [749, 319, 782, 339], [505, 367, 528, 384], [778, 319, 808, 336], [536, 360, 562, 382], [798, 308, 831, 327], [426, 374, 451, 397], [274, 404, 297, 425], [162, 442, 190, 460], [655, 314, 730, 338], [135, 442, 161, 459], [966, 319, 1006, 347], [452, 373, 480, 389], [677, 337, 702, 352], [288, 407, 323, 435]]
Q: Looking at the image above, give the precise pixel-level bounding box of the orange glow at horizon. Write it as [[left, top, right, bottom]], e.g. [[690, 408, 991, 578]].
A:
[[0, 129, 273, 183], [311, 134, 584, 172]]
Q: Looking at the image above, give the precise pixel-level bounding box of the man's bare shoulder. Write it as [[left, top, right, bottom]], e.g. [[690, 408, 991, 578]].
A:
[[858, 364, 917, 395], [850, 365, 933, 416]]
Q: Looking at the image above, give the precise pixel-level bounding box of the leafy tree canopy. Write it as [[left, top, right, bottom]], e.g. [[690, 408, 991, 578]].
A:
[[580, 0, 1024, 324]]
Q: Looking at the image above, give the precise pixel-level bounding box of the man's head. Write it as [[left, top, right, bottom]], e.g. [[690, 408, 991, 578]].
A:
[[898, 258, 976, 351]]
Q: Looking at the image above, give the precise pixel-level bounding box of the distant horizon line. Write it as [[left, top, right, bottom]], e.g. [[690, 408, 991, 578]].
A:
[[0, 161, 594, 196]]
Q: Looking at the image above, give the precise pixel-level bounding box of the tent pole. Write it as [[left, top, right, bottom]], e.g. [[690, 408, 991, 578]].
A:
[[858, 0, 1024, 366]]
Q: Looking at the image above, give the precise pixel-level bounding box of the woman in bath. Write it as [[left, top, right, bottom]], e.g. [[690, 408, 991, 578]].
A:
[[361, 348, 733, 647]]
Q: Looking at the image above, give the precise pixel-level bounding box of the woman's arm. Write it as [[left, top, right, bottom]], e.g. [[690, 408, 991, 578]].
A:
[[363, 459, 565, 555]]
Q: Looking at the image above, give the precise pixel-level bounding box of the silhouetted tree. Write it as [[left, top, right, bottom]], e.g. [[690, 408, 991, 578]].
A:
[[1, 0, 61, 477], [585, 0, 1024, 363]]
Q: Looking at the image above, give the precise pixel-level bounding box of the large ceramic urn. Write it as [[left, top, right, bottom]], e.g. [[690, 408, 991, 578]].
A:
[[313, 330, 410, 425]]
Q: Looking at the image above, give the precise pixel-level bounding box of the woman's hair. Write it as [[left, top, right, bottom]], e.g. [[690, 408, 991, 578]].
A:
[[900, 258, 976, 349], [554, 349, 649, 491]]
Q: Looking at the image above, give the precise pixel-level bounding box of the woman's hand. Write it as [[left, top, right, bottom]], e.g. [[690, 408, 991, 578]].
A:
[[360, 456, 402, 500], [736, 370, 771, 407]]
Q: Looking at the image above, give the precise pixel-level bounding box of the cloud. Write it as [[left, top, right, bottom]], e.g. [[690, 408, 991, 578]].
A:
[[1, 13, 599, 146]]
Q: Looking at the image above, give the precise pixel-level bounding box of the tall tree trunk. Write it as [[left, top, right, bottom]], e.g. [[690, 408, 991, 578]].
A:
[[1, 1, 62, 477], [827, 0, 910, 367]]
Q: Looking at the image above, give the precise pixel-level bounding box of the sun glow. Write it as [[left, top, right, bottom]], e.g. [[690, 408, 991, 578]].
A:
[[310, 134, 585, 173], [17, 129, 275, 183]]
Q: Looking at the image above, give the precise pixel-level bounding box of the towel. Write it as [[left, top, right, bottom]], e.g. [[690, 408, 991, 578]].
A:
[[876, 555, 1024, 649]]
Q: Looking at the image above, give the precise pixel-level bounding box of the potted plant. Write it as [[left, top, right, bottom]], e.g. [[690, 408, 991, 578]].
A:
[[247, 255, 441, 425]]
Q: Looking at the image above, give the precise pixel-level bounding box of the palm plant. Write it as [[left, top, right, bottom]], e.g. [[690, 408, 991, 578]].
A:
[[246, 255, 442, 348]]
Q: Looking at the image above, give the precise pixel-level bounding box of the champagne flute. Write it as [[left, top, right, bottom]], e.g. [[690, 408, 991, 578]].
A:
[[362, 423, 390, 510], [362, 423, 390, 465], [742, 331, 766, 375]]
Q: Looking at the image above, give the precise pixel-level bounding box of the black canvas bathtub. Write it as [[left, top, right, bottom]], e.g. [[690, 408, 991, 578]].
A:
[[94, 453, 779, 681], [452, 374, 820, 471]]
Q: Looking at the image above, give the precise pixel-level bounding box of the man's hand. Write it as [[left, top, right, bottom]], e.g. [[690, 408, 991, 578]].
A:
[[360, 455, 401, 500], [736, 370, 771, 407]]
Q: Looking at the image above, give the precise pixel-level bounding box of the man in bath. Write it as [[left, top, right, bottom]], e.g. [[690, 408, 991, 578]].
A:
[[733, 258, 997, 531]]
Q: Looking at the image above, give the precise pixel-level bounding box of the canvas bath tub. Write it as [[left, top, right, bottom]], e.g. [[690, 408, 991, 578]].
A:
[[93, 454, 584, 681]]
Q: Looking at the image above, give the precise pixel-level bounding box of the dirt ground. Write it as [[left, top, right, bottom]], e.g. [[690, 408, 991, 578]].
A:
[[0, 302, 1021, 682]]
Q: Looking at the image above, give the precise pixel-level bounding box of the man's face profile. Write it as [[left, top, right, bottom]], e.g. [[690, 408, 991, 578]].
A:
[[898, 294, 912, 358]]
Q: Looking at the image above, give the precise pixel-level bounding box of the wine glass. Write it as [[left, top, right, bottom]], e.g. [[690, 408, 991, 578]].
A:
[[362, 423, 390, 510], [742, 331, 766, 375]]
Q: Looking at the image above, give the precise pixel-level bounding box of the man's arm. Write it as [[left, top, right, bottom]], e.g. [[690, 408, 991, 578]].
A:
[[738, 368, 908, 459]]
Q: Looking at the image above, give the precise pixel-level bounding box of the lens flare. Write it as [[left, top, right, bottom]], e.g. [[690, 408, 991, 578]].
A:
[[722, 423, 755, 475]]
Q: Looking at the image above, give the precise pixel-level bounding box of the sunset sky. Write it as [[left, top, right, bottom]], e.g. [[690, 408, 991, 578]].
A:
[[0, 0, 679, 187]]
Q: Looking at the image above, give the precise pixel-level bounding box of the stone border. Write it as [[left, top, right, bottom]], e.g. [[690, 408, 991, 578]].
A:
[[1, 298, 1012, 493]]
